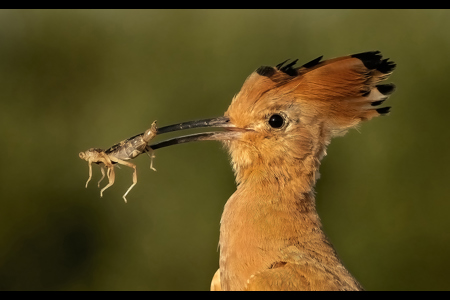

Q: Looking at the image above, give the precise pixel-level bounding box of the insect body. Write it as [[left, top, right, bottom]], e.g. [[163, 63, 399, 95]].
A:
[[79, 121, 158, 202]]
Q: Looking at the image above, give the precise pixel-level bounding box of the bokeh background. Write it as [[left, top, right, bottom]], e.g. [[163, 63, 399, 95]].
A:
[[0, 9, 449, 291]]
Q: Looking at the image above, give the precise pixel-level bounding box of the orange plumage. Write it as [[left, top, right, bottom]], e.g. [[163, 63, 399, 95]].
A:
[[217, 51, 395, 290], [149, 51, 396, 291]]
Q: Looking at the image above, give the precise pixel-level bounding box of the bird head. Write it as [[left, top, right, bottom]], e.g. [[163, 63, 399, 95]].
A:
[[150, 51, 395, 189]]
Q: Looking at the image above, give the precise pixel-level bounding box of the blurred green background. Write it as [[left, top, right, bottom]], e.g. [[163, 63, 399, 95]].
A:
[[0, 9, 449, 291]]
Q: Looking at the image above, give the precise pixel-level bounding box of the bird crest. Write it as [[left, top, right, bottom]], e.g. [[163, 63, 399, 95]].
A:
[[227, 51, 396, 136]]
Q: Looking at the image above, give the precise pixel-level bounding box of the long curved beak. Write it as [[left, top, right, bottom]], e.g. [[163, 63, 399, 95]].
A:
[[149, 116, 241, 150]]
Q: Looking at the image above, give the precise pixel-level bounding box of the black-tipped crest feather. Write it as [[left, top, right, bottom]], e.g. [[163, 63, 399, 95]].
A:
[[352, 51, 396, 74], [256, 66, 276, 77], [371, 99, 386, 107], [277, 59, 299, 76], [351, 51, 382, 69], [301, 55, 323, 69], [376, 83, 396, 95], [376, 106, 391, 115], [276, 59, 289, 70]]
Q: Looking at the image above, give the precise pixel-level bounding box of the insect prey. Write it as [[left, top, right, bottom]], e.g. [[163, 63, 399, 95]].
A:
[[79, 121, 158, 203]]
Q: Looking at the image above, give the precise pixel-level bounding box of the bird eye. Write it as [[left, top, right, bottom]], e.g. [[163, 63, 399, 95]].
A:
[[268, 114, 285, 129]]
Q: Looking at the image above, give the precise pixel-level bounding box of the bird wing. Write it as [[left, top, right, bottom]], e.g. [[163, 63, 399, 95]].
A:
[[245, 261, 334, 291], [210, 268, 221, 291], [244, 246, 363, 291]]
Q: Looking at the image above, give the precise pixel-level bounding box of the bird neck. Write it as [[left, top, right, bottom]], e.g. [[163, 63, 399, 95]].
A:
[[223, 129, 334, 237], [219, 144, 346, 290], [222, 159, 326, 245]]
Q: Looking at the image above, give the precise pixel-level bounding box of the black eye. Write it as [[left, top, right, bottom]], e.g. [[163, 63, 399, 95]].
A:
[[268, 114, 285, 128]]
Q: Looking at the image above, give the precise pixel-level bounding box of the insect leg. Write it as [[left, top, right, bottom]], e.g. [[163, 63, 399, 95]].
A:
[[97, 165, 106, 187], [144, 147, 157, 172], [85, 160, 93, 188], [100, 165, 115, 198], [112, 158, 137, 203]]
